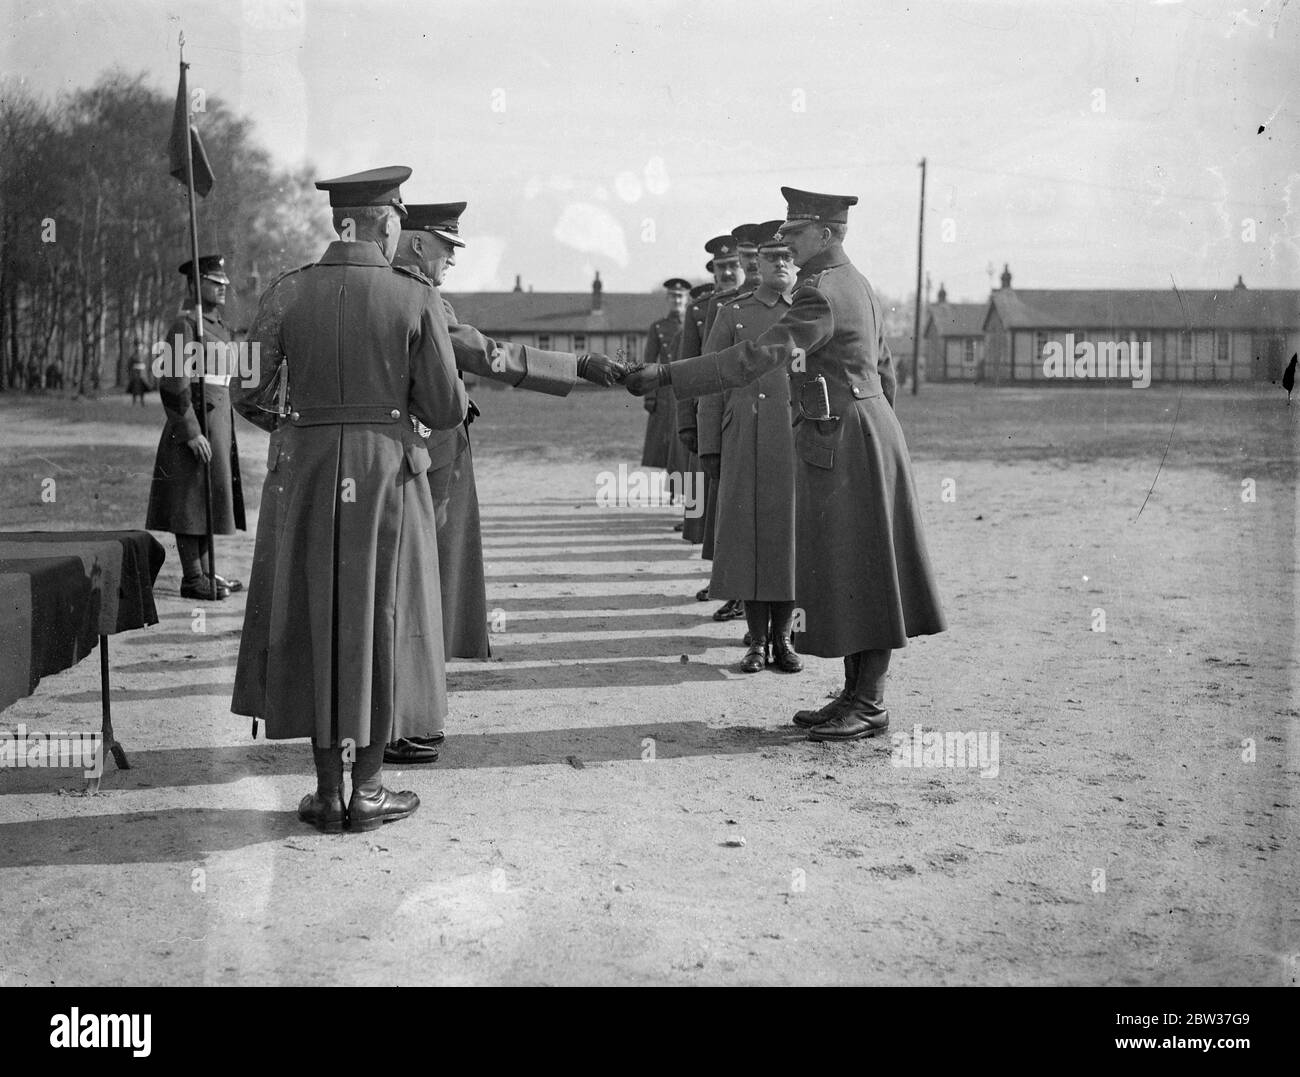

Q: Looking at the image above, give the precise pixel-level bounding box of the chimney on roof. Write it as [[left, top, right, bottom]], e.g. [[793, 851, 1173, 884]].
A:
[[1234, 275, 1247, 290], [999, 264, 1012, 290], [592, 270, 604, 313], [513, 274, 523, 293], [937, 282, 947, 304]]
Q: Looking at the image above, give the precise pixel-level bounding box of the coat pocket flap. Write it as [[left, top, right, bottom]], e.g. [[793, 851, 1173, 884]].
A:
[[799, 440, 835, 470], [404, 440, 432, 475]]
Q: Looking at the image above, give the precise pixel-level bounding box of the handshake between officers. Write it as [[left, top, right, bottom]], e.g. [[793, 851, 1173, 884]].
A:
[[230, 165, 627, 834], [626, 187, 947, 743]]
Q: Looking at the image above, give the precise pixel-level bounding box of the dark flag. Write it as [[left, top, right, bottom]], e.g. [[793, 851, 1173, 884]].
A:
[[168, 63, 214, 197]]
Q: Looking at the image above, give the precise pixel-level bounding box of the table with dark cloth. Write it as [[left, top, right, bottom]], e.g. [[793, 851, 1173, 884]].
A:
[[0, 531, 165, 785]]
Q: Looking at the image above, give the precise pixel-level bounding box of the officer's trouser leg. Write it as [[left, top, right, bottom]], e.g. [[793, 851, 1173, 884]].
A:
[[175, 533, 205, 583]]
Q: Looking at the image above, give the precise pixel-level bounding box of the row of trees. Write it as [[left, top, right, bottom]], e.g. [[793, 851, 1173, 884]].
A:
[[0, 70, 331, 393]]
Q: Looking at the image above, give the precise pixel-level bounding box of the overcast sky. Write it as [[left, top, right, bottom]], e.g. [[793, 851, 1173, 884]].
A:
[[3, 0, 1296, 298]]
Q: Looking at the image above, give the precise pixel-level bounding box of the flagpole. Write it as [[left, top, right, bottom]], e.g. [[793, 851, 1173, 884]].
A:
[[178, 33, 217, 597]]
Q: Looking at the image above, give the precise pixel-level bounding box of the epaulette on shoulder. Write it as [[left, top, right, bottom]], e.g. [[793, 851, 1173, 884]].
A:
[[393, 264, 434, 285], [731, 289, 757, 305], [798, 269, 828, 290]]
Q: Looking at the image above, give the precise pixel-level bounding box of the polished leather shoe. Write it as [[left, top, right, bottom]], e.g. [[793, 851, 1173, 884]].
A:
[[695, 585, 711, 601], [740, 636, 768, 673], [793, 692, 852, 728], [297, 790, 346, 833], [770, 634, 803, 673], [807, 708, 890, 742], [212, 573, 243, 593], [712, 598, 746, 622], [181, 575, 229, 600], [347, 786, 419, 832], [384, 737, 442, 765]]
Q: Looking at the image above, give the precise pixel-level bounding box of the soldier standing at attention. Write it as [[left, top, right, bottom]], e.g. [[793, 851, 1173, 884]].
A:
[[640, 278, 690, 476], [698, 222, 802, 674], [625, 188, 946, 741], [385, 201, 622, 765], [696, 224, 764, 624], [231, 166, 466, 831], [677, 237, 744, 603], [144, 254, 245, 600]]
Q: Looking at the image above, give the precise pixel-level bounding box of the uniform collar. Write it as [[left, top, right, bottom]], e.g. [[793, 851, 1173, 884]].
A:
[[797, 243, 849, 278], [753, 284, 793, 307], [318, 240, 393, 268], [185, 302, 226, 326]]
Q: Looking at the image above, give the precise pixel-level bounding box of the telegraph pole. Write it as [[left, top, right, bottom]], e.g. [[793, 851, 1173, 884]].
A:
[[911, 156, 926, 396]]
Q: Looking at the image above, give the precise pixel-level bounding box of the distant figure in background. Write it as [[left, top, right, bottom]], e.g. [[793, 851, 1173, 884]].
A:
[[144, 254, 245, 600], [126, 338, 150, 405], [640, 278, 690, 474], [1283, 353, 1297, 406], [44, 361, 63, 390]]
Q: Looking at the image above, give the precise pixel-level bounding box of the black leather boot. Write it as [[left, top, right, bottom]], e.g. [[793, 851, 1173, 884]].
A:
[[808, 649, 891, 741], [793, 652, 860, 727], [769, 602, 803, 673], [740, 636, 768, 673], [347, 742, 419, 832], [298, 745, 346, 833]]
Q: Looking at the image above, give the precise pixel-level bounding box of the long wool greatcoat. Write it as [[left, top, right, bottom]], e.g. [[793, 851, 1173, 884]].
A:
[[669, 288, 711, 535], [229, 241, 466, 747], [639, 312, 683, 468], [144, 306, 246, 535], [669, 245, 946, 657], [697, 287, 797, 602], [426, 297, 579, 660]]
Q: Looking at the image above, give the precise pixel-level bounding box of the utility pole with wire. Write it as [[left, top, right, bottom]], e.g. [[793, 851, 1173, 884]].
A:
[[911, 157, 926, 396]]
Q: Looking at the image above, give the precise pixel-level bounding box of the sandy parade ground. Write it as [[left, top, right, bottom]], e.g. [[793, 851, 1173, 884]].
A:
[[0, 382, 1295, 986]]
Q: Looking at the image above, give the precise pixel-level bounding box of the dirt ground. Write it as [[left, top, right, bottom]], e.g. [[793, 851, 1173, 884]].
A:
[[0, 383, 1295, 986]]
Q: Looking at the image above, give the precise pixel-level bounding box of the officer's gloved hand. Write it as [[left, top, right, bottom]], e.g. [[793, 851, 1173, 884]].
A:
[[643, 394, 657, 413], [679, 430, 698, 454], [465, 398, 481, 426], [576, 353, 624, 387], [700, 453, 721, 482], [624, 363, 667, 397]]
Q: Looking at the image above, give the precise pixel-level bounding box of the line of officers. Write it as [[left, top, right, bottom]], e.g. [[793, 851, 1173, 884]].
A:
[[143, 167, 945, 835]]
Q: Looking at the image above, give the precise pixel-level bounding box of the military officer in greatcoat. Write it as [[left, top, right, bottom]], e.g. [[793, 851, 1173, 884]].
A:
[[676, 237, 745, 605], [626, 188, 946, 741], [695, 224, 765, 622], [384, 201, 622, 764], [145, 254, 246, 600], [697, 222, 803, 674], [640, 278, 690, 473], [231, 166, 467, 831]]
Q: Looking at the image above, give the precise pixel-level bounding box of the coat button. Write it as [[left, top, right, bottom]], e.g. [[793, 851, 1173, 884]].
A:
[[758, 392, 766, 399], [852, 386, 863, 397], [736, 323, 744, 330], [390, 409, 401, 419], [290, 411, 300, 421]]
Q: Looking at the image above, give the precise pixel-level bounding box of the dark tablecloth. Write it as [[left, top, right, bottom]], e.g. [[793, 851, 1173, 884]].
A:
[[0, 531, 165, 712]]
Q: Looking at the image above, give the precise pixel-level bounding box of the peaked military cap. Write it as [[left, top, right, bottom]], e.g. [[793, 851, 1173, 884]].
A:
[[704, 234, 740, 260], [689, 283, 713, 300], [178, 253, 230, 284], [779, 186, 859, 230], [730, 223, 763, 251], [663, 277, 691, 292], [756, 219, 788, 250], [315, 165, 411, 215], [404, 201, 467, 247]]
